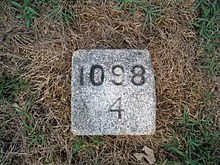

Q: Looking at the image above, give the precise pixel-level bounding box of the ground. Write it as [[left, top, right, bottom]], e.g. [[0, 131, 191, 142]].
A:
[[0, 0, 219, 165]]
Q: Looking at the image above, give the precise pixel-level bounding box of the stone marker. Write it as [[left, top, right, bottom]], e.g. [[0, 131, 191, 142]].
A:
[[71, 49, 156, 135]]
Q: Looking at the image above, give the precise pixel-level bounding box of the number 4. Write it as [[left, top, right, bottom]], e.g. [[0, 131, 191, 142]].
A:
[[109, 98, 124, 119]]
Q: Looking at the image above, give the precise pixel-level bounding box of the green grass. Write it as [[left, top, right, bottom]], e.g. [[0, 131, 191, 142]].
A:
[[0, 70, 45, 146], [72, 137, 88, 153], [13, 101, 47, 146], [7, 0, 77, 27], [0, 70, 29, 164], [164, 108, 219, 165], [0, 70, 28, 102], [9, 0, 39, 27], [72, 136, 104, 153], [47, 0, 77, 23], [203, 91, 214, 102], [192, 0, 220, 76], [114, 0, 163, 32]]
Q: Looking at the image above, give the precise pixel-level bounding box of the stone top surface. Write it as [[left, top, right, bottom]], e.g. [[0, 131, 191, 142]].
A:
[[71, 49, 156, 135]]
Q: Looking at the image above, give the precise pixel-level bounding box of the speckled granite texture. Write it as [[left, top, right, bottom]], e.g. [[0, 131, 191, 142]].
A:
[[71, 49, 156, 135]]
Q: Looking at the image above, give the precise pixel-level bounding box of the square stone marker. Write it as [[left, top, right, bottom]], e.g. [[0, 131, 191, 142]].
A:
[[71, 49, 156, 135]]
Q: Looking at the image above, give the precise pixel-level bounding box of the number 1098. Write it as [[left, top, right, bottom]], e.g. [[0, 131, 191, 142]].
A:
[[79, 64, 146, 86]]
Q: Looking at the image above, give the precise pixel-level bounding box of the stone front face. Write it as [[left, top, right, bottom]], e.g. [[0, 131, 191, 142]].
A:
[[71, 49, 156, 135]]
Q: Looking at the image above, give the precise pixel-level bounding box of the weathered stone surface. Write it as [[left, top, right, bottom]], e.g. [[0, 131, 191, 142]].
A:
[[71, 49, 156, 135]]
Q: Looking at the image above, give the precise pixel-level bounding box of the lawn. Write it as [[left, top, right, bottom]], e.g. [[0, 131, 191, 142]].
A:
[[0, 0, 219, 164]]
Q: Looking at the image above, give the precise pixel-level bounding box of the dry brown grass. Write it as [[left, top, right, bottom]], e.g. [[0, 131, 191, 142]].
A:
[[0, 0, 219, 164]]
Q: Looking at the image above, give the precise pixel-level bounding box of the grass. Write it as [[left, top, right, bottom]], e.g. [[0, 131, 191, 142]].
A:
[[13, 101, 47, 146], [72, 137, 88, 153], [0, 70, 28, 102], [0, 100, 46, 164], [8, 0, 77, 27], [9, 0, 39, 28], [114, 0, 163, 32], [164, 108, 219, 164], [160, 2, 220, 163], [192, 0, 220, 76], [0, 71, 45, 164], [71, 136, 105, 164], [72, 136, 104, 153], [0, 70, 29, 164], [1, 0, 219, 164], [47, 0, 77, 23], [0, 70, 45, 146], [8, 0, 162, 30]]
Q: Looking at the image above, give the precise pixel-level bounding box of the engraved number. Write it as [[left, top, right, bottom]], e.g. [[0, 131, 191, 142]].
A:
[[80, 67, 84, 85], [131, 65, 145, 85], [79, 64, 146, 86], [90, 65, 104, 86], [112, 65, 124, 85], [109, 98, 124, 119]]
